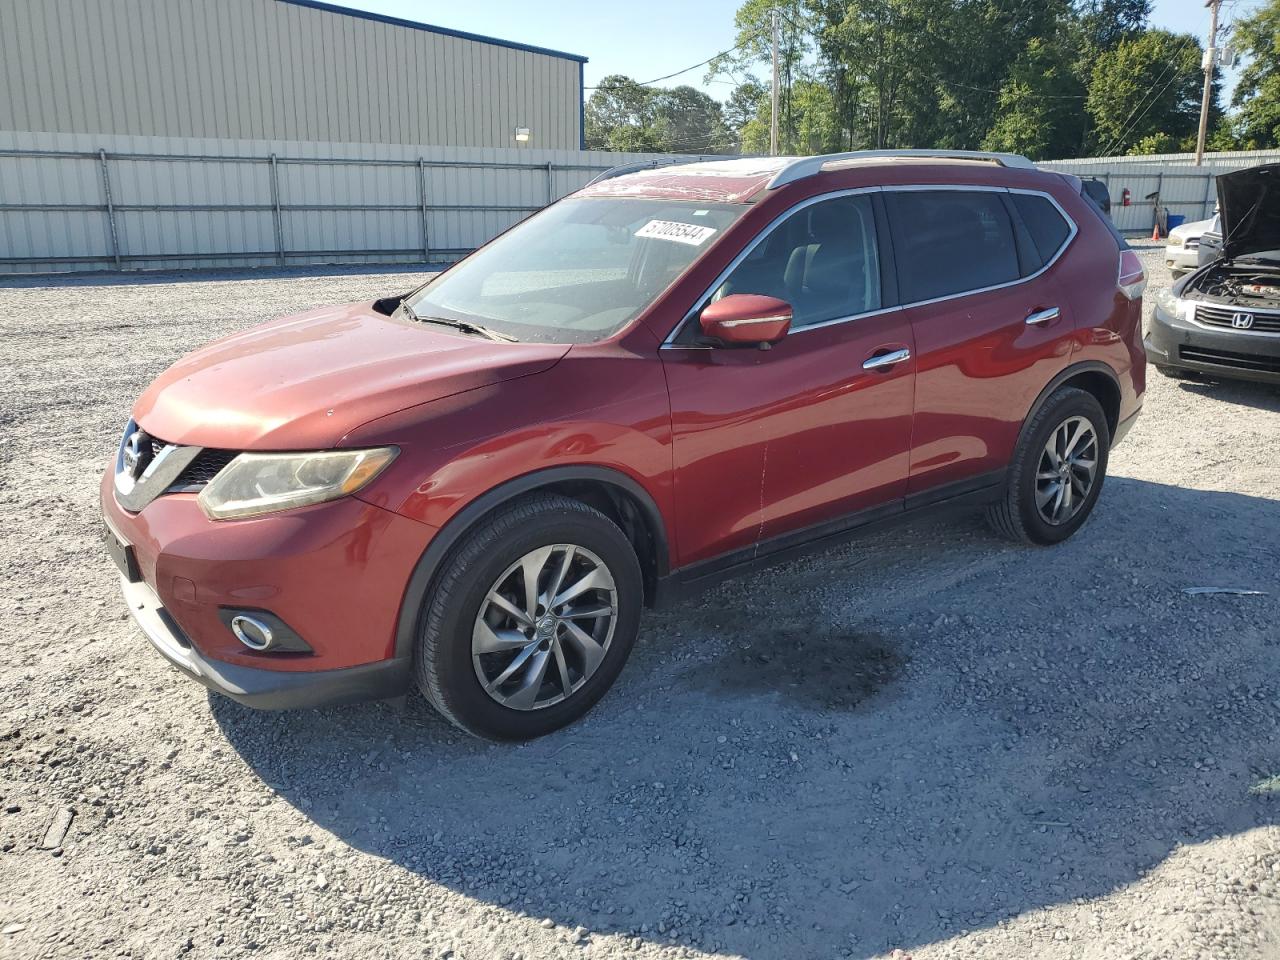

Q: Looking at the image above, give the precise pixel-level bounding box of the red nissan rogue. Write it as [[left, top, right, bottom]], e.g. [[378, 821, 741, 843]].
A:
[[102, 151, 1146, 740]]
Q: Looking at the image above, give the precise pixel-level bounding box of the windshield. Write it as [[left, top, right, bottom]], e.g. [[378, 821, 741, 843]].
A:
[[405, 197, 746, 343]]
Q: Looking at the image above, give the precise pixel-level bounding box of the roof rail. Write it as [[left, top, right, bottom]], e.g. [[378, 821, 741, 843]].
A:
[[767, 149, 1035, 189], [585, 155, 714, 187]]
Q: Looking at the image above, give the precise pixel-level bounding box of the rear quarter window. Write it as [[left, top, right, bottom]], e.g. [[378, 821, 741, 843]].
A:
[[1011, 193, 1071, 265]]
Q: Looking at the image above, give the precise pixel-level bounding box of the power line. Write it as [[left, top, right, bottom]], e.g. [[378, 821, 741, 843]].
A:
[[584, 32, 763, 91], [1098, 60, 1187, 157], [938, 77, 1087, 100]]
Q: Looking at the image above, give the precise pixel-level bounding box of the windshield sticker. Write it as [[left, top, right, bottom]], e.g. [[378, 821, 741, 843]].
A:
[[635, 219, 718, 246]]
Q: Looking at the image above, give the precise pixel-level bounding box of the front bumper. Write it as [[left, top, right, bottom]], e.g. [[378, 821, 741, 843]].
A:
[[1164, 246, 1199, 272], [102, 469, 435, 708], [1146, 302, 1280, 385], [120, 575, 410, 708]]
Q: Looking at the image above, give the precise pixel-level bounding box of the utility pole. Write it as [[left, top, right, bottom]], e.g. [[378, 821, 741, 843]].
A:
[[1195, 0, 1222, 166], [770, 8, 780, 156]]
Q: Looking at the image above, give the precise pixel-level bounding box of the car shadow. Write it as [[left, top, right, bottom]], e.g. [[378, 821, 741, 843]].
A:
[[1172, 376, 1280, 411], [212, 476, 1280, 958]]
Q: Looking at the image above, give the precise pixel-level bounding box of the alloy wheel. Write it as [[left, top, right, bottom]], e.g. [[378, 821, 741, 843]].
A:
[[1035, 415, 1098, 526], [471, 544, 618, 710]]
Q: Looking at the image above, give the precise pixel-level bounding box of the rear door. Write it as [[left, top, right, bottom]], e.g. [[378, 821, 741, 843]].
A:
[[885, 187, 1076, 499]]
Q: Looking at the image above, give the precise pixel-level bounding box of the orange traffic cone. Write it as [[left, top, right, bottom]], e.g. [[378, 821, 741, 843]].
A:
[[1151, 220, 1161, 240]]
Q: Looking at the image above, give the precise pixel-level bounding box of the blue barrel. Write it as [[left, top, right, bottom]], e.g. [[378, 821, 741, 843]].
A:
[[1167, 214, 1186, 231]]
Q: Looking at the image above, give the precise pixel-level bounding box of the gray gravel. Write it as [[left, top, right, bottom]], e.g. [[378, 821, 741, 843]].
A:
[[1, 246, 1279, 960]]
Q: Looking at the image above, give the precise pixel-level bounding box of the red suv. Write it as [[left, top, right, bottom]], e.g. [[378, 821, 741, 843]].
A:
[[102, 151, 1146, 740]]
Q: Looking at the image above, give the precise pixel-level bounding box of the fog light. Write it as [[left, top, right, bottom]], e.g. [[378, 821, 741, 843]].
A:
[[218, 609, 313, 653], [229, 614, 275, 651]]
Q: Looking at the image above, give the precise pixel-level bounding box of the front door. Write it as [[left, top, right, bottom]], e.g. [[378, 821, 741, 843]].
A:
[[661, 191, 916, 571]]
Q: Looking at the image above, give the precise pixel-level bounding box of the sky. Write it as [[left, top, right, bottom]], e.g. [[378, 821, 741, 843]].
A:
[[336, 0, 1260, 101]]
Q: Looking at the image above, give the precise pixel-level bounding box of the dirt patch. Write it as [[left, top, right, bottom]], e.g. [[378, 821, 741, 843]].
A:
[[692, 631, 904, 710]]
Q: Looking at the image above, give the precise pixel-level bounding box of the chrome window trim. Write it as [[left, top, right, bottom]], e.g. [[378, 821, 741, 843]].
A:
[[660, 184, 1077, 347], [1184, 299, 1280, 338]]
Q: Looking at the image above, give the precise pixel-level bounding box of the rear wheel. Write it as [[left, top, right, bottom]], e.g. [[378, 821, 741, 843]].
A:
[[986, 387, 1110, 545], [413, 494, 642, 740]]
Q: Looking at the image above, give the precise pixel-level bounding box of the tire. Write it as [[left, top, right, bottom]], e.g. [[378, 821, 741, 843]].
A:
[[413, 494, 643, 740], [986, 386, 1111, 546], [1155, 364, 1199, 381]]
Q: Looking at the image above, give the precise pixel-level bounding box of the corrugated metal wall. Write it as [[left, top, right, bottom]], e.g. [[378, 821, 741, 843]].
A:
[[1041, 150, 1280, 234], [0, 130, 715, 275], [0, 0, 584, 150], [8, 137, 1279, 275]]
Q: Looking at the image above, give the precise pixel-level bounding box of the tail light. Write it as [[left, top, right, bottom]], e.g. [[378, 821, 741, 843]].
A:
[[1118, 249, 1146, 300]]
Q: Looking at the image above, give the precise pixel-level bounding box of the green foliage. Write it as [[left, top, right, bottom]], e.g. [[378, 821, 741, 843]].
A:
[[1229, 0, 1280, 149], [1074, 0, 1151, 54], [584, 75, 733, 153], [590, 0, 1278, 163], [1127, 131, 1180, 155], [1085, 30, 1206, 155], [707, 0, 812, 151], [983, 36, 1087, 160]]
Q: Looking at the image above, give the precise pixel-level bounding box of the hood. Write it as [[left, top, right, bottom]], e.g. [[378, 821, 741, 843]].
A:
[[1216, 163, 1280, 259], [1169, 217, 1213, 241], [133, 302, 569, 449]]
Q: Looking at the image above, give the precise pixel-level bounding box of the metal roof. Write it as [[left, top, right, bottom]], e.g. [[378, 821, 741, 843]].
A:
[[277, 0, 590, 62]]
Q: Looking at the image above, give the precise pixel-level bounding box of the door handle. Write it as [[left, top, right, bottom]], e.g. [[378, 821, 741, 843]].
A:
[[1025, 306, 1061, 326], [862, 347, 911, 371]]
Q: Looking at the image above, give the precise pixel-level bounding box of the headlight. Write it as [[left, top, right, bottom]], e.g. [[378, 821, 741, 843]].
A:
[[1153, 286, 1184, 319], [1168, 236, 1183, 248], [198, 448, 398, 520]]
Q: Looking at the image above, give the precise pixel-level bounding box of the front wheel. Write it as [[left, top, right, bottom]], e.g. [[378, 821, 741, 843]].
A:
[[986, 387, 1110, 545], [413, 494, 643, 740]]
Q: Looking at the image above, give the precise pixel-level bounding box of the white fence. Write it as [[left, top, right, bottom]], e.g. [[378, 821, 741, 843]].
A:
[[5, 133, 1280, 275], [1041, 149, 1280, 235], [0, 131, 714, 276]]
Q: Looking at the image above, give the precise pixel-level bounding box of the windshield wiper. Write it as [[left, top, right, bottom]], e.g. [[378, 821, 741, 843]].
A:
[[399, 302, 517, 342]]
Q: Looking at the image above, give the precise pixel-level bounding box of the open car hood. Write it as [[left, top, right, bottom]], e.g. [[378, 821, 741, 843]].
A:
[[1216, 163, 1280, 259]]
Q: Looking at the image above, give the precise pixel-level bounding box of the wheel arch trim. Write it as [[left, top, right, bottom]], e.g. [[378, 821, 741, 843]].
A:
[[1019, 360, 1122, 448], [391, 465, 670, 661]]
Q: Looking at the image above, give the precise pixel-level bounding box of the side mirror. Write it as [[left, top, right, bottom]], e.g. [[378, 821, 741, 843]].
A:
[[699, 294, 792, 347]]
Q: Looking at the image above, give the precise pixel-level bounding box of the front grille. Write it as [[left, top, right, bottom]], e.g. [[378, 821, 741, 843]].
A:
[[176, 449, 238, 487], [1195, 304, 1280, 333], [1179, 345, 1280, 374], [150, 438, 238, 490]]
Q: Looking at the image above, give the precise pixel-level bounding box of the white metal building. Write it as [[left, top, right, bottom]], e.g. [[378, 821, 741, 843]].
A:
[[0, 0, 587, 150]]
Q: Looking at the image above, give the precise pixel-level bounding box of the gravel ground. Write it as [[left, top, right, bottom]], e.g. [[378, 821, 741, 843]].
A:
[[2, 245, 1278, 960]]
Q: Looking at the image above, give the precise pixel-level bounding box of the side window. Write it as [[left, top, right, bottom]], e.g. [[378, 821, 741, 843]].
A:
[[1012, 193, 1071, 268], [886, 190, 1019, 302], [711, 194, 881, 328]]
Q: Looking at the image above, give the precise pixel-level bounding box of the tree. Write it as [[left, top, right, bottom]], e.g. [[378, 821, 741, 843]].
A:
[[928, 0, 1073, 150], [1229, 0, 1280, 149], [585, 75, 662, 152], [707, 0, 812, 151], [983, 36, 1087, 160], [584, 75, 733, 154], [805, 0, 950, 150], [1074, 0, 1151, 54], [724, 79, 768, 134], [1085, 30, 1208, 155], [650, 86, 735, 153]]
